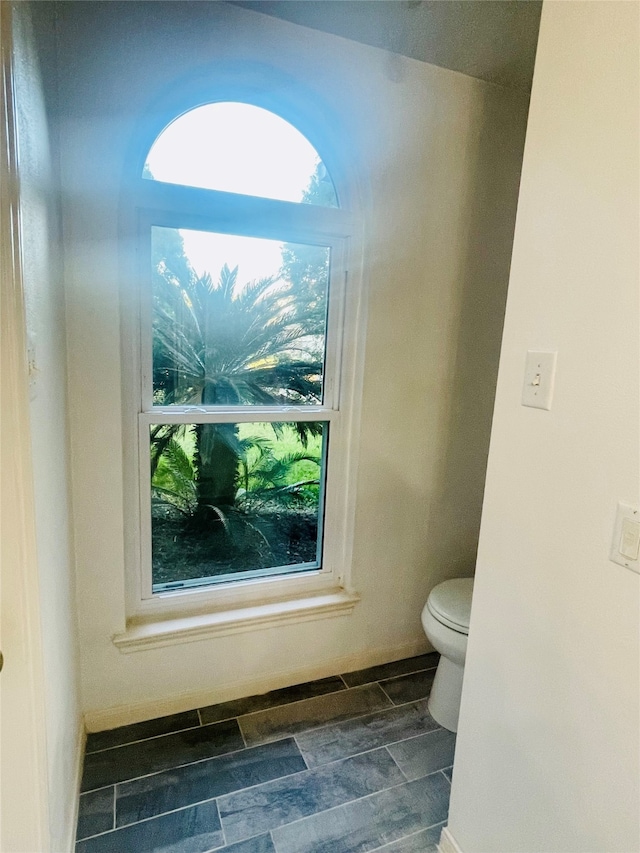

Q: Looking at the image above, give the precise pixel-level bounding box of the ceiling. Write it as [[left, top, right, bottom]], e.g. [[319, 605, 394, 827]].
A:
[[230, 1, 542, 92]]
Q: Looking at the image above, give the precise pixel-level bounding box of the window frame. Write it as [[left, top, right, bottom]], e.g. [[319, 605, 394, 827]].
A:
[[120, 101, 365, 626]]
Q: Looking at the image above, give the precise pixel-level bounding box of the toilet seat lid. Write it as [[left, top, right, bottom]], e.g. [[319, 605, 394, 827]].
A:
[[427, 578, 474, 634]]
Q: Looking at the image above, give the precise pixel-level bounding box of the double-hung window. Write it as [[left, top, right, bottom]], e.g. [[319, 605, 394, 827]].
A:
[[125, 101, 359, 620]]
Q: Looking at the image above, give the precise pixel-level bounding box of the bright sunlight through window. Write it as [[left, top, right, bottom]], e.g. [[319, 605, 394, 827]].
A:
[[144, 102, 338, 206]]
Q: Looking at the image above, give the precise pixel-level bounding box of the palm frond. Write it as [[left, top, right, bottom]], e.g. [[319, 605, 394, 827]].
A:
[[151, 437, 197, 512]]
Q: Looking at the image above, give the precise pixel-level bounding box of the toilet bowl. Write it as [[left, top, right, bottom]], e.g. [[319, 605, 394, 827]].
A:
[[421, 577, 474, 733]]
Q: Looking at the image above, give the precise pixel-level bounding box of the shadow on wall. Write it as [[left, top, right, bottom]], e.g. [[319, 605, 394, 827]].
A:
[[424, 89, 530, 588]]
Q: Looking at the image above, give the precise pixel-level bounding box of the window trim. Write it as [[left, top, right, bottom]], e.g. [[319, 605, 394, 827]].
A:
[[119, 95, 366, 637]]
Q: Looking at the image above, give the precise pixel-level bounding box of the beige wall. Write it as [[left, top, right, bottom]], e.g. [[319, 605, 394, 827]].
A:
[[11, 3, 82, 849], [449, 2, 640, 851], [55, 2, 529, 722]]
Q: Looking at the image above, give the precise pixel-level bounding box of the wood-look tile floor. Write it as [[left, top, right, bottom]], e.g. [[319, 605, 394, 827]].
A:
[[76, 654, 454, 853]]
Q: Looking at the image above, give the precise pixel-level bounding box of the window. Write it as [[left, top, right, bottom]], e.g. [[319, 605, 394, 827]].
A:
[[123, 99, 360, 620], [143, 102, 338, 207]]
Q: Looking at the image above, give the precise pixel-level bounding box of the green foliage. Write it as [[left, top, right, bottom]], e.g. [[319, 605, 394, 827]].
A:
[[152, 424, 321, 517], [280, 161, 335, 335], [150, 160, 329, 525], [237, 439, 321, 511], [302, 160, 338, 208], [151, 436, 197, 515], [153, 259, 323, 408]]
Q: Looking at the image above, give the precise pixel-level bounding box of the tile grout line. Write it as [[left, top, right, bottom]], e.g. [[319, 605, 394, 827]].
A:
[[378, 685, 441, 712], [365, 820, 447, 853], [377, 681, 395, 705], [84, 720, 220, 756], [81, 701, 444, 795], [341, 661, 438, 690], [292, 733, 310, 770], [215, 799, 226, 849], [113, 761, 312, 832], [235, 682, 386, 728], [82, 762, 352, 846], [215, 667, 439, 741], [351, 721, 448, 758], [238, 715, 249, 749], [205, 665, 438, 734], [238, 686, 396, 750], [199, 687, 351, 730], [383, 744, 410, 782], [84, 665, 437, 756], [76, 793, 227, 844], [374, 669, 439, 707], [300, 722, 449, 772], [87, 684, 353, 756], [93, 741, 450, 839], [118, 745, 397, 834], [239, 676, 444, 751], [260, 768, 450, 847], [379, 664, 438, 684], [85, 738, 309, 797], [81, 734, 268, 795], [197, 679, 351, 727], [294, 699, 444, 755], [77, 660, 445, 841], [220, 744, 406, 815], [77, 748, 451, 840]]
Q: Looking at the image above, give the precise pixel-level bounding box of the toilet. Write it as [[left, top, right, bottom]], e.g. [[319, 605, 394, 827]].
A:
[[421, 577, 474, 733]]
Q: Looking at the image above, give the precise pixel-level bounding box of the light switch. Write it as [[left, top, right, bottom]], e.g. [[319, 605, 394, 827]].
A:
[[522, 351, 557, 410], [610, 502, 640, 573], [620, 517, 640, 561]]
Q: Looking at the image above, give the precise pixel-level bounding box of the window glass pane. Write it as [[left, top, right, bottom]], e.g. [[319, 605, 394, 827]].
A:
[[144, 102, 338, 207], [151, 227, 330, 407], [150, 421, 328, 591]]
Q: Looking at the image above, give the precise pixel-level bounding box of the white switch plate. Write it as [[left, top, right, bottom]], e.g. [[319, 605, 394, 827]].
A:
[[610, 502, 640, 573], [522, 351, 557, 410]]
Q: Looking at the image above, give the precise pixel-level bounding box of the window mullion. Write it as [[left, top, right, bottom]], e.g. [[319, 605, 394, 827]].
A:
[[140, 408, 337, 425], [135, 180, 353, 239]]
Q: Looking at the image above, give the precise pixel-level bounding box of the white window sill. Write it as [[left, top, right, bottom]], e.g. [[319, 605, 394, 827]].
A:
[[113, 588, 360, 653]]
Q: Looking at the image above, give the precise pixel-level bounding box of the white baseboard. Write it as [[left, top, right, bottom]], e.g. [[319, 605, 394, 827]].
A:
[[63, 719, 86, 852], [84, 637, 431, 731], [438, 825, 464, 853]]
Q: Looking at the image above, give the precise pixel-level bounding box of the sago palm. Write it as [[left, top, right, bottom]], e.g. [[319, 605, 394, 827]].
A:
[[151, 254, 324, 524]]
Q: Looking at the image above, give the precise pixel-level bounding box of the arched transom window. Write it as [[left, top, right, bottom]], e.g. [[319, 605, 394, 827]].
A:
[[144, 102, 338, 207]]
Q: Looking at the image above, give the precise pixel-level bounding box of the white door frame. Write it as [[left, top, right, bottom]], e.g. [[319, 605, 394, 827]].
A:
[[0, 2, 51, 849]]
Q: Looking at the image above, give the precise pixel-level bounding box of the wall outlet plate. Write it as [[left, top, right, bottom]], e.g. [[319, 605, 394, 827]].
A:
[[610, 502, 640, 573]]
